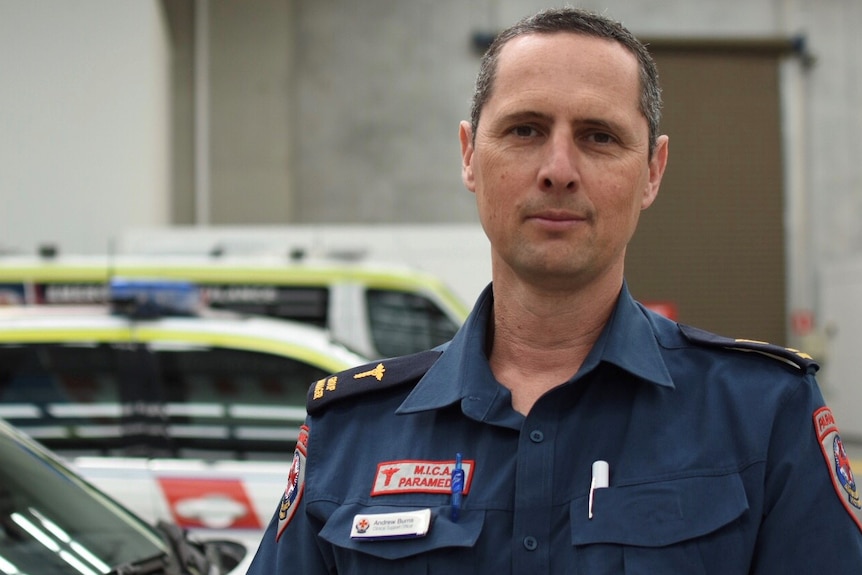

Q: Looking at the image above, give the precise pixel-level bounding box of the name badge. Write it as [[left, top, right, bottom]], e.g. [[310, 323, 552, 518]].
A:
[[350, 508, 432, 540]]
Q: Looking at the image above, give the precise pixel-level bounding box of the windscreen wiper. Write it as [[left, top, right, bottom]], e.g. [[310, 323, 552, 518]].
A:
[[157, 520, 214, 574], [108, 551, 173, 575], [107, 521, 213, 575]]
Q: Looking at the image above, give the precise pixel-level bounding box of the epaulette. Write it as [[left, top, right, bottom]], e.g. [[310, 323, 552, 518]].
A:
[[306, 349, 443, 414], [679, 324, 819, 374]]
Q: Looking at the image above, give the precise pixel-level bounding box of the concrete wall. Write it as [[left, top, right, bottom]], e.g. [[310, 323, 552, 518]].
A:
[[208, 0, 295, 225], [287, 0, 862, 260], [291, 1, 484, 223], [0, 0, 171, 254], [4, 0, 859, 266], [257, 0, 862, 265]]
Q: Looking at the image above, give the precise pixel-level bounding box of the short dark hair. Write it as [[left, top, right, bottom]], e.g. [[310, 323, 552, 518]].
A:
[[470, 7, 663, 158]]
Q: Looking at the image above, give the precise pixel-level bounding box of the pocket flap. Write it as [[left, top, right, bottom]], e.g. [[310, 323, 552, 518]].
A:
[[320, 504, 484, 560], [571, 473, 749, 547]]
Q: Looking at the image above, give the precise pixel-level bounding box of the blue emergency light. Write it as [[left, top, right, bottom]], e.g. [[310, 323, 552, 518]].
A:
[[109, 278, 201, 318]]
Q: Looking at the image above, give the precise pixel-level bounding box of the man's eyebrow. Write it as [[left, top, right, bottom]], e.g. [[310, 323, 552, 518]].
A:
[[494, 111, 624, 133], [494, 110, 554, 126], [579, 117, 620, 131]]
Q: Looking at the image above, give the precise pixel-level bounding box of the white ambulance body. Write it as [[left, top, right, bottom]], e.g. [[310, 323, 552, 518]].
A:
[[0, 253, 469, 359], [0, 291, 369, 560]]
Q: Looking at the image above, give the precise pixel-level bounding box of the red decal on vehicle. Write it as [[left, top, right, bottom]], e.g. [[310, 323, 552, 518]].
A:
[[157, 477, 262, 530]]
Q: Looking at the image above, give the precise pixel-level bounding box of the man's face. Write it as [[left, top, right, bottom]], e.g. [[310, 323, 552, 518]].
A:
[[460, 32, 668, 291]]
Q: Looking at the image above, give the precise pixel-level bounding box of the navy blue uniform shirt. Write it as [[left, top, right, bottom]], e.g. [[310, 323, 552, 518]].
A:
[[248, 283, 862, 574]]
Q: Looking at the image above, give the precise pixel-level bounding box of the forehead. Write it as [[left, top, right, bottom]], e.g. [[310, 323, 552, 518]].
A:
[[487, 32, 642, 117]]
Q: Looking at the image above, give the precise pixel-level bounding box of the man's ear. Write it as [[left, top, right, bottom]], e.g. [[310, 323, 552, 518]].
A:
[[459, 121, 476, 193], [642, 134, 669, 210]]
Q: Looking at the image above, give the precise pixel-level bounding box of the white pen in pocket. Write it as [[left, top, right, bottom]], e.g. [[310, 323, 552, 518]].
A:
[[589, 460, 609, 519]]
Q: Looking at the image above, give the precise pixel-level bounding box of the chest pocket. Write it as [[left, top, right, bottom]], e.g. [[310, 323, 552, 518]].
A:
[[569, 473, 750, 575], [319, 503, 485, 574]]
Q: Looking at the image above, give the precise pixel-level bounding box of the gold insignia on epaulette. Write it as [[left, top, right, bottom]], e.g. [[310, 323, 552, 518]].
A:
[[735, 338, 769, 346], [312, 376, 338, 400], [354, 363, 385, 381], [735, 339, 814, 361], [787, 347, 814, 360]]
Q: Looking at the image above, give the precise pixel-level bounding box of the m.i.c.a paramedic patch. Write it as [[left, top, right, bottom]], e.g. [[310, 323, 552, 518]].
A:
[[276, 425, 308, 541], [814, 407, 862, 532]]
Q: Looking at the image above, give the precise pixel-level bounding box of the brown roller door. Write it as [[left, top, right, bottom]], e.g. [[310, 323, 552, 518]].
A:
[[628, 40, 794, 345]]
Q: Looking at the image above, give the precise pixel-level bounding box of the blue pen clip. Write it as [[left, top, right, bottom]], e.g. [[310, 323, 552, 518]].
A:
[[450, 453, 464, 522]]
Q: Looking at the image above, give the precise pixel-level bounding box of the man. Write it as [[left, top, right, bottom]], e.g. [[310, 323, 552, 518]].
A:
[[248, 7, 862, 573]]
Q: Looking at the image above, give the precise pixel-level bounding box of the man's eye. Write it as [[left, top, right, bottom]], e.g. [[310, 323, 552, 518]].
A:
[[589, 132, 615, 144], [511, 125, 538, 137]]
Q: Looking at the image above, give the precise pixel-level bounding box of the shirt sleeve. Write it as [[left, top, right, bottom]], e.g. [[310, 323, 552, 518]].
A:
[[751, 372, 862, 573]]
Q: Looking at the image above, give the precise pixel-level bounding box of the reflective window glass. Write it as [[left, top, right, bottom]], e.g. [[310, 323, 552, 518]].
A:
[[0, 424, 165, 574], [0, 343, 324, 460], [366, 290, 458, 357], [203, 285, 329, 328], [0, 344, 124, 455], [155, 346, 325, 459]]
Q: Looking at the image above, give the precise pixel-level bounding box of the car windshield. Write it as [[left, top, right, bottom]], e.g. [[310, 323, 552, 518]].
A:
[[0, 420, 165, 574]]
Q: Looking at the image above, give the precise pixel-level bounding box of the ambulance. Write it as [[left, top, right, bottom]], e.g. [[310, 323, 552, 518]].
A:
[[0, 280, 370, 561], [0, 252, 469, 359]]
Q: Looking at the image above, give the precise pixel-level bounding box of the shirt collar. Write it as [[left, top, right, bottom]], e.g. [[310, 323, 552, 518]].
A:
[[397, 281, 674, 416], [584, 281, 674, 388]]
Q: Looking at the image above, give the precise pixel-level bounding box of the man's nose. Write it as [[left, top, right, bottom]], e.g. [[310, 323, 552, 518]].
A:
[[538, 133, 579, 192]]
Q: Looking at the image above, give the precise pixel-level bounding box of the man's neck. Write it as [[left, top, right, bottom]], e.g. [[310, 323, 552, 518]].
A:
[[486, 274, 621, 414]]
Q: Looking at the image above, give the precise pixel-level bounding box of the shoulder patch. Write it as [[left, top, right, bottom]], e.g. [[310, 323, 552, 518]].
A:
[[306, 349, 443, 414], [813, 407, 862, 532], [679, 324, 819, 374], [276, 424, 308, 541]]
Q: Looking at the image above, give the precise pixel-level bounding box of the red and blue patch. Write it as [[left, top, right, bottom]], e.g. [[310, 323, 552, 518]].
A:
[[276, 425, 309, 541], [814, 407, 862, 532]]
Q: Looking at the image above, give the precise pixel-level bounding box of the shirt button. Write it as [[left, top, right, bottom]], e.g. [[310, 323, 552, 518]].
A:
[[523, 536, 538, 551], [529, 430, 544, 443]]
